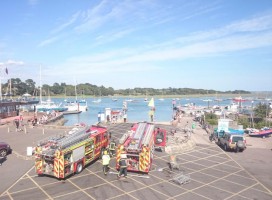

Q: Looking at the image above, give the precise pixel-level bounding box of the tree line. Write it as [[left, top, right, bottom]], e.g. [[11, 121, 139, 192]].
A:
[[1, 78, 251, 97]]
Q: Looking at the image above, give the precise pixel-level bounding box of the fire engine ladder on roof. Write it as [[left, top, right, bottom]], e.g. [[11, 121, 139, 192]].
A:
[[38, 135, 65, 146], [58, 130, 97, 149], [37, 126, 89, 146], [127, 122, 147, 151], [134, 123, 146, 140], [141, 124, 155, 147]]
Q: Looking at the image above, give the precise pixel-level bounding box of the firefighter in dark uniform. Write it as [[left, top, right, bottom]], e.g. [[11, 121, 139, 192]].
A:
[[118, 153, 128, 178], [109, 139, 116, 157]]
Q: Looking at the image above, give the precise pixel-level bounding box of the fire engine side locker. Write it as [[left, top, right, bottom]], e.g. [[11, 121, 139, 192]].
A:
[[62, 138, 95, 177], [84, 139, 95, 163]]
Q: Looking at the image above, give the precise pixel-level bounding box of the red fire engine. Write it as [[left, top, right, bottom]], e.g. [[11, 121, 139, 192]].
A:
[[34, 125, 109, 179], [116, 122, 167, 173]]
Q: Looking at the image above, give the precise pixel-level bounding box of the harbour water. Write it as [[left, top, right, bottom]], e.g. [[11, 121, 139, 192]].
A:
[[50, 97, 260, 126]]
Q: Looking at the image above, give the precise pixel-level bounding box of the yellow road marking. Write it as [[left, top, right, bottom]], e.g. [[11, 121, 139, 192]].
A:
[[66, 179, 96, 200], [26, 174, 53, 200], [222, 148, 272, 195], [0, 165, 35, 198]]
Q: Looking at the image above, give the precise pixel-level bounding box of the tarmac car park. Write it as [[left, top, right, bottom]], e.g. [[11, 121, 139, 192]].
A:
[[0, 123, 271, 200]]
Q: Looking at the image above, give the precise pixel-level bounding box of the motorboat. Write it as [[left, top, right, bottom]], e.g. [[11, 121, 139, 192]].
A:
[[247, 127, 272, 138], [36, 99, 67, 112], [78, 99, 88, 111]]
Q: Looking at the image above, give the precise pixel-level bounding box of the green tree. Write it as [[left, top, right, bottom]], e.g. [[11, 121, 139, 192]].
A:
[[11, 78, 27, 95], [254, 103, 271, 118], [52, 83, 63, 95], [25, 79, 36, 94], [238, 116, 250, 129], [205, 113, 218, 126], [42, 84, 51, 97]]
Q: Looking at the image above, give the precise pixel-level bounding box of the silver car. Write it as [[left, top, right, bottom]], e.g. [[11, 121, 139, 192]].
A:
[[218, 133, 246, 152]]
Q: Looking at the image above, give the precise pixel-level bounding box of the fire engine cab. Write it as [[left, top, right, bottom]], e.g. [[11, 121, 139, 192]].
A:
[[34, 125, 109, 179], [116, 122, 167, 173]]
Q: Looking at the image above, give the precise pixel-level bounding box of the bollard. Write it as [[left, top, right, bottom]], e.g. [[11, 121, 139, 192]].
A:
[[24, 126, 27, 134], [8, 126, 10, 133], [42, 128, 45, 135]]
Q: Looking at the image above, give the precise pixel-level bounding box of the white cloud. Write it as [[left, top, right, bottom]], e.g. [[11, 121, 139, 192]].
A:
[[174, 13, 272, 44], [94, 28, 134, 45], [226, 14, 272, 32], [38, 36, 60, 47], [74, 0, 155, 33], [51, 11, 81, 34], [31, 2, 272, 89], [40, 0, 221, 48], [45, 28, 272, 80], [0, 60, 24, 66]]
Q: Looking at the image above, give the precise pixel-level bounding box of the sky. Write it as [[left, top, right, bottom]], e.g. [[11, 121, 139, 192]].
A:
[[0, 0, 272, 91]]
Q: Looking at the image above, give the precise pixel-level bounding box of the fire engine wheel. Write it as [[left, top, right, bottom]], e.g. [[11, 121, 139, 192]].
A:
[[76, 162, 83, 174]]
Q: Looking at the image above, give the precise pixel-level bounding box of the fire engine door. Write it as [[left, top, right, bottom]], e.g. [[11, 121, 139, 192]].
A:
[[94, 135, 102, 157]]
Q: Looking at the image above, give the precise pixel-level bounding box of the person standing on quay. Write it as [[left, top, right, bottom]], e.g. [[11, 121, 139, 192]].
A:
[[123, 113, 127, 123], [14, 117, 20, 132], [102, 151, 111, 175], [19, 114, 24, 131]]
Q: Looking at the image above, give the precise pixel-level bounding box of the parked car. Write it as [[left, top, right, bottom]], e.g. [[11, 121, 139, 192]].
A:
[[0, 142, 12, 157], [218, 133, 246, 152]]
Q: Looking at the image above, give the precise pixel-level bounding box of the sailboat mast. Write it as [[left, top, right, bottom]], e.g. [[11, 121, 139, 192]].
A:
[[9, 78, 12, 99], [39, 65, 42, 102], [74, 79, 78, 101]]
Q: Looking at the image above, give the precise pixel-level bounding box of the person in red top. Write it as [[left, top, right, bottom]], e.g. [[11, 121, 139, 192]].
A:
[[19, 114, 24, 131]]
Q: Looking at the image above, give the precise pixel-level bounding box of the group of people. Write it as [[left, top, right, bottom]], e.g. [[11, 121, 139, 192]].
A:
[[101, 139, 129, 179], [104, 111, 127, 124], [38, 110, 60, 125]]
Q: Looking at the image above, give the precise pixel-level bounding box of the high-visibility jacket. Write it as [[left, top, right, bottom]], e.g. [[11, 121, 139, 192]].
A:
[[102, 155, 110, 165], [109, 142, 116, 150]]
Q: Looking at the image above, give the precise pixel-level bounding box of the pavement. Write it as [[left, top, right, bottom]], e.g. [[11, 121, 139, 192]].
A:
[[0, 119, 271, 200], [0, 124, 71, 194]]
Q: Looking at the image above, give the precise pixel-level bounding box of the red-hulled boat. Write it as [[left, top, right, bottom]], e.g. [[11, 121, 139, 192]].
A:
[[232, 96, 247, 102], [248, 128, 272, 138]]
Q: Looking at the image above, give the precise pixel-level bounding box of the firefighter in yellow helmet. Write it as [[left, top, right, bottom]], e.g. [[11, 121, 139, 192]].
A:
[[102, 150, 111, 175]]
